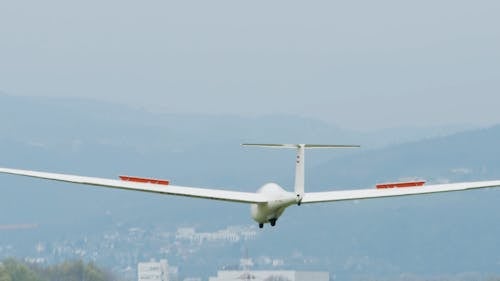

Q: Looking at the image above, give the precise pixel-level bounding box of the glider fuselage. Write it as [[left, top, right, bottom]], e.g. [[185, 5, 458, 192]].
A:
[[251, 183, 297, 227]]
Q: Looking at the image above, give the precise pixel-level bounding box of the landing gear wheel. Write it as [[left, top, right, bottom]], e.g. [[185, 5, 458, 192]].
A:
[[259, 223, 264, 229], [269, 218, 277, 227]]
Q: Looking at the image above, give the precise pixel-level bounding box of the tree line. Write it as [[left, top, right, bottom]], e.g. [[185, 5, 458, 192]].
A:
[[0, 259, 117, 281]]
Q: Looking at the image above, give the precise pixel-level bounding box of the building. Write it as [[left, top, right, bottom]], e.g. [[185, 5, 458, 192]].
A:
[[138, 259, 169, 281], [208, 270, 329, 281]]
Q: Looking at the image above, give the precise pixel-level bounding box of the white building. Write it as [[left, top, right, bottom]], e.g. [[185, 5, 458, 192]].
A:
[[138, 259, 169, 281], [208, 270, 329, 281]]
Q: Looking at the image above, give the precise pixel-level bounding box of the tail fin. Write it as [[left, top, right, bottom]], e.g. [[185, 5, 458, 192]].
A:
[[242, 144, 360, 204]]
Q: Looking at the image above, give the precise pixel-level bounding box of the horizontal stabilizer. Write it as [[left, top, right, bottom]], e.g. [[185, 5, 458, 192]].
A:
[[242, 143, 360, 149]]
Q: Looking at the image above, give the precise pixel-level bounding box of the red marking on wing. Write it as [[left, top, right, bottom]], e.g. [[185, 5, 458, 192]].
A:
[[119, 175, 169, 185], [376, 181, 425, 189]]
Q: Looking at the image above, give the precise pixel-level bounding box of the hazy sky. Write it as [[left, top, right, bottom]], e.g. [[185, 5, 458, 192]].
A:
[[1, 0, 499, 130]]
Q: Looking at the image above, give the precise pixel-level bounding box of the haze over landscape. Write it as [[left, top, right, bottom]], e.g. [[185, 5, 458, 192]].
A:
[[2, 95, 500, 280], [1, 0, 500, 280]]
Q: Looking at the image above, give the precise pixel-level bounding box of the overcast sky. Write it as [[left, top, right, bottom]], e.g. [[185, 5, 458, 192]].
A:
[[1, 0, 499, 130]]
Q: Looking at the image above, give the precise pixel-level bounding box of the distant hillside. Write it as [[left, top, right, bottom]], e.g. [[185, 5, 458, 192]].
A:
[[311, 125, 500, 188]]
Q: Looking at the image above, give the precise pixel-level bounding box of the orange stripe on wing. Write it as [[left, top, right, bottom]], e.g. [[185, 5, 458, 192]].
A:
[[119, 175, 169, 185], [376, 181, 425, 189]]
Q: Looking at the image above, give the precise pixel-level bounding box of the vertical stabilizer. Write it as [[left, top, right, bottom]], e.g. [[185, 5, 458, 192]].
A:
[[294, 144, 305, 203]]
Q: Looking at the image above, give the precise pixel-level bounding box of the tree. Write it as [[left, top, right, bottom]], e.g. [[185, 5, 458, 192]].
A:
[[0, 259, 43, 281], [0, 264, 13, 281], [0, 259, 115, 281]]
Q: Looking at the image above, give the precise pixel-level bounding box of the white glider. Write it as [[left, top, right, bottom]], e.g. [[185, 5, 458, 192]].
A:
[[1, 144, 500, 228]]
